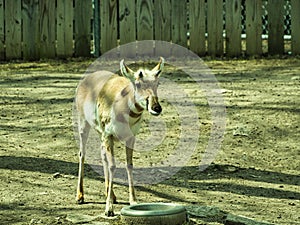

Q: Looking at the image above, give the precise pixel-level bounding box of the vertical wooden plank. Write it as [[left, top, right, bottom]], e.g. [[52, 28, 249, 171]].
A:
[[226, 0, 242, 57], [207, 0, 223, 56], [57, 0, 73, 58], [39, 0, 56, 58], [5, 0, 22, 59], [74, 0, 92, 57], [137, 0, 154, 56], [154, 0, 171, 57], [268, 0, 284, 55], [93, 0, 100, 57], [22, 0, 40, 60], [291, 0, 300, 55], [0, 0, 4, 60], [119, 0, 136, 58], [171, 0, 187, 56], [100, 0, 118, 54], [189, 0, 206, 56], [171, 0, 187, 47], [245, 0, 262, 56], [154, 0, 171, 41]]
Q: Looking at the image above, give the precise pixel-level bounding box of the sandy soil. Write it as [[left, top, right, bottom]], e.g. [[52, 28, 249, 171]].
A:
[[0, 57, 299, 225]]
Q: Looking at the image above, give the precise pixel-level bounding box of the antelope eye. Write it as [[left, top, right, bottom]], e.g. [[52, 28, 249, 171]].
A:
[[139, 71, 144, 78]]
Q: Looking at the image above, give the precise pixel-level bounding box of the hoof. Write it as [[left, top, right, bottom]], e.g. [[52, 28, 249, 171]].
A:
[[77, 197, 84, 204], [130, 201, 137, 205], [105, 210, 115, 217], [113, 198, 118, 204]]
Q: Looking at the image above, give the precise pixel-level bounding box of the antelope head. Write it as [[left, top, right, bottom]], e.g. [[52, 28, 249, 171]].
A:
[[120, 57, 164, 116]]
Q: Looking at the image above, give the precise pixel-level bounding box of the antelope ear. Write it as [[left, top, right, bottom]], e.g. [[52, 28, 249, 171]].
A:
[[120, 59, 134, 80], [152, 57, 165, 77]]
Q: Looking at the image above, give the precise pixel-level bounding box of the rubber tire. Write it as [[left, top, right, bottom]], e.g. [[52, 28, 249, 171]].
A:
[[121, 203, 187, 225]]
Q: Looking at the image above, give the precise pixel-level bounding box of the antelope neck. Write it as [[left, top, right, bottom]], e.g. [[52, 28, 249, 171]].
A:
[[121, 85, 144, 118], [129, 100, 144, 118]]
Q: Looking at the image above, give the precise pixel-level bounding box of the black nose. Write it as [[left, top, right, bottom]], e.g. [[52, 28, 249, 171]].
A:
[[153, 104, 162, 114]]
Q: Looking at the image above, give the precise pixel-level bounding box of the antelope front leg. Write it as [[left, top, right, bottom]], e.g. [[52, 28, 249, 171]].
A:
[[126, 137, 137, 205], [102, 135, 116, 217]]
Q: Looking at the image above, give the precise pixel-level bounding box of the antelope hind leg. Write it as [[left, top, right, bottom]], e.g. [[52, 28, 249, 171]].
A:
[[76, 119, 90, 204], [102, 135, 116, 217], [101, 146, 117, 204]]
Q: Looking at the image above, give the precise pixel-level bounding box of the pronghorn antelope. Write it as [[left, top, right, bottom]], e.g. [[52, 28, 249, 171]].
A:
[[75, 57, 164, 216]]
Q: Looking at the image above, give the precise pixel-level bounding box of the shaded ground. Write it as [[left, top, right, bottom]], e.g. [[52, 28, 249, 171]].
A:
[[0, 57, 299, 225]]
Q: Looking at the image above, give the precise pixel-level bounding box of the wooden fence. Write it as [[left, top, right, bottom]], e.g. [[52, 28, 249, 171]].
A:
[[0, 0, 300, 60]]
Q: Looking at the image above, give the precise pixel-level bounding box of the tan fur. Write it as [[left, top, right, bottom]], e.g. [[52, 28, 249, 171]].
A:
[[75, 58, 164, 216]]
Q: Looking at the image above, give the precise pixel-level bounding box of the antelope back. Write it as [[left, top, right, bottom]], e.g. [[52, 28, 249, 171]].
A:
[[76, 71, 115, 127]]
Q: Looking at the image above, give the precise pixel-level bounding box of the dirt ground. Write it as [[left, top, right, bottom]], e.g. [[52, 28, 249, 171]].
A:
[[0, 57, 299, 225]]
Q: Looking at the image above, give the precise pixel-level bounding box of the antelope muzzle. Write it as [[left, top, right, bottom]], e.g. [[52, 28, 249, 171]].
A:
[[148, 97, 162, 116]]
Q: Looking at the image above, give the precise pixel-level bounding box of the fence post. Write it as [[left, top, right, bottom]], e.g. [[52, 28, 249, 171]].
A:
[[74, 0, 92, 57], [119, 0, 136, 58], [5, 0, 22, 60], [137, 0, 154, 56], [291, 0, 300, 55], [171, 0, 188, 56], [154, 0, 171, 57], [245, 0, 262, 56], [0, 0, 4, 60], [226, 0, 242, 57], [268, 0, 284, 55], [39, 0, 56, 58], [189, 0, 206, 56], [22, 0, 40, 60], [57, 0, 73, 58], [207, 0, 223, 56], [100, 0, 118, 55]]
